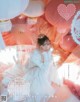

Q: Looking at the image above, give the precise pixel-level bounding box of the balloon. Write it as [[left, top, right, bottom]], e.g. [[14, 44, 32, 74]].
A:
[[44, 0, 52, 4], [45, 0, 80, 33], [0, 0, 29, 20], [72, 45, 80, 58], [71, 11, 80, 44], [59, 34, 77, 52], [0, 20, 12, 32], [24, 0, 45, 17]]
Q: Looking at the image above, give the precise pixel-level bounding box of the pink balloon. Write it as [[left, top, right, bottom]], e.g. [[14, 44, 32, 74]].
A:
[[45, 0, 80, 33], [60, 34, 77, 52]]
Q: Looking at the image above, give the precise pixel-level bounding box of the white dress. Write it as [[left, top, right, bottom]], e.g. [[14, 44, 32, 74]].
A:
[[23, 49, 60, 102], [2, 49, 60, 102]]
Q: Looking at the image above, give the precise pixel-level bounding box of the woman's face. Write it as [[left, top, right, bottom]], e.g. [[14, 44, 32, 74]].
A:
[[40, 40, 51, 51]]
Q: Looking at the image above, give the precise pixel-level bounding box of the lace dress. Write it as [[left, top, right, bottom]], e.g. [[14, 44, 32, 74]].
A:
[[23, 49, 60, 102]]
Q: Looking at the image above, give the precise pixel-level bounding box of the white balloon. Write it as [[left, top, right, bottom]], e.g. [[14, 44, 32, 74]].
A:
[[71, 11, 80, 44], [0, 0, 29, 20], [74, 19, 80, 31], [0, 32, 6, 49], [24, 0, 45, 17], [0, 20, 12, 32]]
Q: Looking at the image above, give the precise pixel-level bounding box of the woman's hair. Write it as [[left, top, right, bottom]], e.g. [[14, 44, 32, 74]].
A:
[[37, 34, 50, 46]]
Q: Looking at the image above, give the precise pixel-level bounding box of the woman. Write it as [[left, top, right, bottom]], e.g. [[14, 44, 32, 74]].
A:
[[24, 34, 60, 102]]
